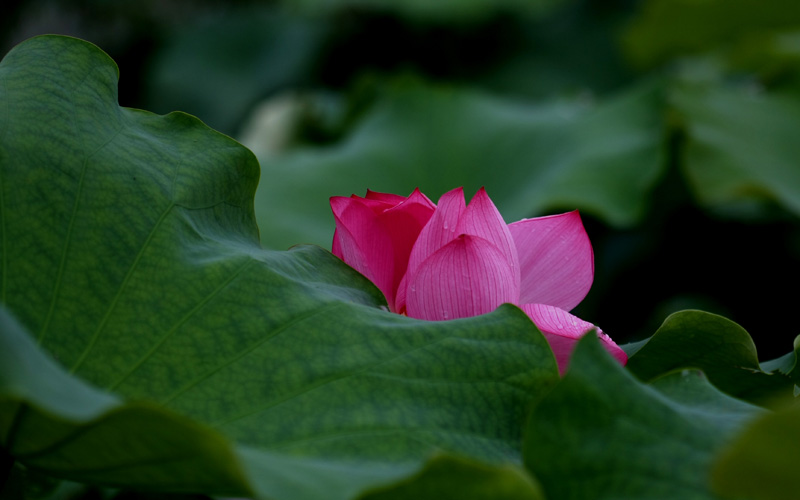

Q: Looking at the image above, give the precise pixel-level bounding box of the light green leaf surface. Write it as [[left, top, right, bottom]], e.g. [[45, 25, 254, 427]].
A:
[[626, 310, 795, 404], [711, 405, 800, 500], [250, 79, 666, 249], [524, 334, 763, 500], [0, 35, 558, 499], [673, 82, 800, 218]]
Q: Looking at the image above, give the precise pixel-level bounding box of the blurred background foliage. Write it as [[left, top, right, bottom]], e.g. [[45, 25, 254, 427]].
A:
[[3, 0, 800, 358]]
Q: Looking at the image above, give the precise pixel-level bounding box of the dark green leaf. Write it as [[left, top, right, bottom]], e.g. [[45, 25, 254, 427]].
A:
[[524, 334, 762, 500], [147, 8, 326, 136], [626, 310, 795, 404], [624, 0, 800, 68], [282, 0, 566, 22]]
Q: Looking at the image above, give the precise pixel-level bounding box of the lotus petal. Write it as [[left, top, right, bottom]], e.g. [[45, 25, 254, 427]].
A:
[[509, 211, 593, 311], [520, 303, 627, 374], [399, 188, 467, 313], [456, 188, 521, 285], [331, 190, 434, 310], [330, 196, 395, 304], [405, 235, 519, 321]]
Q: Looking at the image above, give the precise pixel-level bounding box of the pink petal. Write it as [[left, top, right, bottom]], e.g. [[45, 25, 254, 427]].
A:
[[378, 191, 437, 309], [456, 188, 521, 286], [520, 303, 627, 375], [509, 211, 593, 311], [400, 187, 466, 313], [391, 188, 437, 224], [331, 190, 435, 311], [330, 196, 396, 304], [405, 234, 520, 321], [331, 228, 342, 258], [365, 189, 408, 204]]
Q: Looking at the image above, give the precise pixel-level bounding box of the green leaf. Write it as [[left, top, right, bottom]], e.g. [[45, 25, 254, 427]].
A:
[[250, 79, 666, 249], [0, 35, 558, 499], [623, 0, 800, 68], [673, 82, 800, 219], [281, 0, 566, 22], [711, 405, 800, 500], [0, 306, 253, 495], [626, 310, 795, 404], [361, 455, 544, 500], [760, 334, 800, 385], [523, 334, 763, 500], [0, 303, 547, 500], [147, 7, 326, 136], [238, 451, 545, 500]]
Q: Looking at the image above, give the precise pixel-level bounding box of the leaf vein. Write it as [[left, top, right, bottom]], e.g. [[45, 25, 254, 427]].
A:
[[70, 202, 175, 374], [210, 327, 461, 428], [37, 68, 124, 344], [107, 256, 254, 391], [159, 300, 341, 407]]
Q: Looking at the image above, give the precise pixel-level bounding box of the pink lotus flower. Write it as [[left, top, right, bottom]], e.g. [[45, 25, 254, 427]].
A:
[[331, 187, 627, 373]]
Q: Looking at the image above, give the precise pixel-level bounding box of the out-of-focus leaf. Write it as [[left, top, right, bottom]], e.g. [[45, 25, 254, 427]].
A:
[[475, 0, 635, 99], [626, 310, 795, 405], [360, 455, 543, 500], [624, 0, 800, 68], [250, 79, 666, 249], [146, 7, 326, 135], [711, 405, 800, 500], [282, 0, 567, 22], [1, 35, 559, 499], [240, 451, 544, 500], [524, 334, 762, 500], [673, 82, 800, 219]]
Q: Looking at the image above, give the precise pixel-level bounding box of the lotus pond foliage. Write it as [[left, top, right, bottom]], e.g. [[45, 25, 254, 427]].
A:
[[2, 1, 800, 499]]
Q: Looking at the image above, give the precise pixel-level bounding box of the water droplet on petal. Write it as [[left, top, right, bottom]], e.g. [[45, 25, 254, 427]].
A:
[[556, 324, 564, 329]]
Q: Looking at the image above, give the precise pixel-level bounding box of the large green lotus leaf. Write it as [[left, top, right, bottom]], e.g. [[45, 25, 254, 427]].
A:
[[711, 405, 800, 500], [0, 35, 559, 498], [626, 310, 795, 405], [672, 82, 800, 218], [524, 334, 763, 500], [623, 0, 800, 68], [250, 79, 666, 250], [0, 307, 545, 500]]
